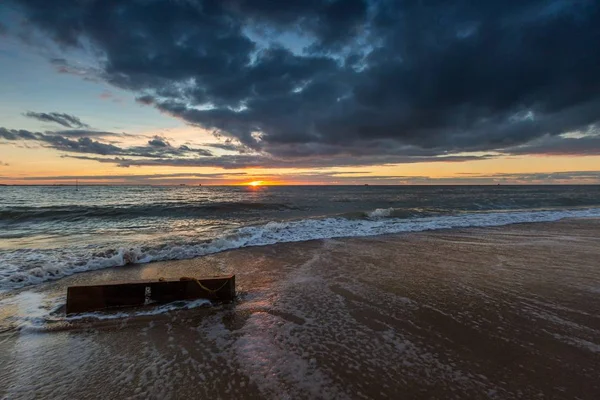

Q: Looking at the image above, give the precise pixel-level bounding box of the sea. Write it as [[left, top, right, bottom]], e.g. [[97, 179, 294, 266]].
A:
[[1, 185, 600, 398], [1, 185, 600, 292]]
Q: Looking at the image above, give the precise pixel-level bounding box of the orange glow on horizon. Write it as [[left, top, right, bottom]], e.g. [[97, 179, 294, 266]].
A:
[[2, 145, 600, 185]]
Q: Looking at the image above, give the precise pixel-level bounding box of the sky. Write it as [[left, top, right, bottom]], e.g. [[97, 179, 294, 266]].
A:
[[1, 0, 600, 185]]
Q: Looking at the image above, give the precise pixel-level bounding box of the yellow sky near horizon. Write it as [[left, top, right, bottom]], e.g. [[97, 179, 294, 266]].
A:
[[2, 141, 600, 185]]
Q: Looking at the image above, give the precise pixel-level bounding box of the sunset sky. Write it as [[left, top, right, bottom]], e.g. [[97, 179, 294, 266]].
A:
[[1, 0, 600, 185]]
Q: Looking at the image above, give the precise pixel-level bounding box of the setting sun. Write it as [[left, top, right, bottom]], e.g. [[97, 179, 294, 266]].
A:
[[248, 180, 263, 187]]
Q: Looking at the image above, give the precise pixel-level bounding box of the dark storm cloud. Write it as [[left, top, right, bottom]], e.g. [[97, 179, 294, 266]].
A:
[[235, 0, 368, 50], [503, 133, 600, 156], [204, 142, 250, 153], [135, 95, 155, 105], [24, 111, 90, 128], [7, 0, 600, 165]]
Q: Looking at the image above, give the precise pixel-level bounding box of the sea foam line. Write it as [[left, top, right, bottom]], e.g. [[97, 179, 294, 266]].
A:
[[1, 208, 599, 291], [0, 293, 213, 332]]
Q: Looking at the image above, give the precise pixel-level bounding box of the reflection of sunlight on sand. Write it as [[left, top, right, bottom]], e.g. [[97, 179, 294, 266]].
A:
[[0, 292, 49, 331], [232, 311, 341, 399], [138, 256, 226, 280], [0, 296, 19, 329], [226, 247, 345, 398]]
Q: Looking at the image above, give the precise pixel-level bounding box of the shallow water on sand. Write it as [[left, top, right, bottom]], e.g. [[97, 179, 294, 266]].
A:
[[1, 219, 599, 399]]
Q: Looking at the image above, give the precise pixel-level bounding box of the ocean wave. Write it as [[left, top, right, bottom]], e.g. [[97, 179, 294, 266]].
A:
[[0, 202, 300, 223], [1, 207, 600, 291]]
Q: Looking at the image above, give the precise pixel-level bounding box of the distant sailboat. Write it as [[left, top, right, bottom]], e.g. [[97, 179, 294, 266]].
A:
[[75, 179, 79, 191]]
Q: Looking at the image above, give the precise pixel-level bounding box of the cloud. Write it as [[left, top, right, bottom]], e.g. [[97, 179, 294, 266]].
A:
[[0, 160, 8, 166], [135, 95, 155, 105], [503, 132, 600, 156], [48, 58, 101, 81], [0, 171, 248, 182], [43, 135, 122, 155], [7, 0, 600, 164], [177, 144, 213, 157], [0, 127, 214, 158], [52, 129, 127, 138], [1, 127, 40, 140], [1, 127, 124, 154], [23, 111, 90, 128], [65, 153, 489, 169], [147, 135, 170, 147], [7, 122, 600, 171]]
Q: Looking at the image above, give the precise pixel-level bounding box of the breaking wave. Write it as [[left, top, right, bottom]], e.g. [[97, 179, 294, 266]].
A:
[[2, 207, 599, 291], [363, 207, 452, 219], [366, 208, 394, 218]]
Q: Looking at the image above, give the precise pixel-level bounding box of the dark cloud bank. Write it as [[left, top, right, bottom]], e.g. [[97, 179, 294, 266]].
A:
[[0, 127, 214, 159], [4, 0, 600, 169], [23, 111, 90, 129]]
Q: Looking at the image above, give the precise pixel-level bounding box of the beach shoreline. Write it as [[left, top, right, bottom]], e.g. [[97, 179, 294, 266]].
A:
[[1, 218, 600, 399]]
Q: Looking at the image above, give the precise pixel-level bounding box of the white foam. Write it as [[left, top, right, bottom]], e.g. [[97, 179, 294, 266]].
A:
[[1, 296, 213, 333], [0, 291, 59, 330], [65, 298, 212, 321], [2, 208, 600, 290], [551, 333, 600, 353], [366, 207, 394, 218]]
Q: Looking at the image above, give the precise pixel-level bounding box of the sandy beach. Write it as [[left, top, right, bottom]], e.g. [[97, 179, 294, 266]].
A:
[[1, 218, 599, 399]]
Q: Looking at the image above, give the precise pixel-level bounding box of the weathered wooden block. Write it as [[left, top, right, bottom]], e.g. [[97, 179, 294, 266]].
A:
[[66, 275, 235, 315]]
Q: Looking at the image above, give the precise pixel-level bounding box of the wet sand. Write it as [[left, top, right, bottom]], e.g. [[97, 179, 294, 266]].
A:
[[1, 218, 600, 399]]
